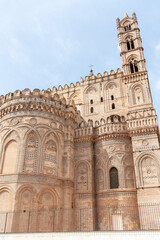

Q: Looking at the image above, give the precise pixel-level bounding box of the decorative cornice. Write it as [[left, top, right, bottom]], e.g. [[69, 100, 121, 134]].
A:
[[122, 71, 148, 84], [94, 131, 130, 142], [129, 126, 159, 136], [0, 98, 77, 121], [74, 135, 94, 143]]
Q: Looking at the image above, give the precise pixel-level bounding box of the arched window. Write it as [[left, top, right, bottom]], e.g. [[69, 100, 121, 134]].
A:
[[110, 167, 119, 189], [134, 62, 138, 72], [131, 40, 134, 49], [126, 38, 135, 51], [130, 60, 138, 73], [90, 99, 93, 104], [101, 97, 103, 102], [90, 107, 94, 113], [130, 62, 134, 73], [127, 40, 130, 50], [112, 103, 115, 109], [124, 25, 131, 31], [111, 95, 114, 100]]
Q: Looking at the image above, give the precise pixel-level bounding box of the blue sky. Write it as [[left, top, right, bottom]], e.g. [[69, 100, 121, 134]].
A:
[[0, 0, 160, 123]]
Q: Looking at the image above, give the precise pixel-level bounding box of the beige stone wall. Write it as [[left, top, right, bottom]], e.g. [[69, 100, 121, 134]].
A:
[[0, 12, 160, 233]]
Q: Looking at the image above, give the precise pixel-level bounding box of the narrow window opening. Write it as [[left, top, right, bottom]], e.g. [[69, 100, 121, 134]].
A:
[[90, 99, 93, 104], [90, 107, 94, 113], [130, 62, 134, 73], [131, 40, 134, 49], [137, 96, 140, 103], [101, 97, 103, 102], [110, 167, 119, 189], [129, 25, 131, 30], [112, 103, 115, 109], [135, 63, 138, 72], [127, 40, 130, 50], [111, 95, 114, 100]]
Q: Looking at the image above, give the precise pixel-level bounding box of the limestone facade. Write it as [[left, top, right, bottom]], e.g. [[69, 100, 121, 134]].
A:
[[0, 12, 160, 232]]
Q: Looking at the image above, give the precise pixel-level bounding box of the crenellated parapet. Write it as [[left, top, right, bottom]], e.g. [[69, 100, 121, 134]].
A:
[[74, 114, 128, 141], [0, 88, 66, 106], [0, 88, 80, 121], [52, 68, 123, 96], [127, 108, 159, 135]]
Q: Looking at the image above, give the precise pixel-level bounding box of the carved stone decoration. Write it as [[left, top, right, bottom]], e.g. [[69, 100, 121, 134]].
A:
[[59, 124, 63, 131], [142, 140, 149, 146], [10, 118, 19, 126], [50, 121, 57, 129], [141, 157, 159, 186], [24, 131, 38, 173], [109, 146, 116, 152], [76, 162, 88, 191], [29, 118, 37, 126], [43, 136, 57, 176]]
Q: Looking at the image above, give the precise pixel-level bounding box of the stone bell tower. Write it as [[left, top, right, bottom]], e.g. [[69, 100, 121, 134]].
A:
[[117, 12, 146, 75], [117, 12, 153, 111], [117, 13, 160, 228]]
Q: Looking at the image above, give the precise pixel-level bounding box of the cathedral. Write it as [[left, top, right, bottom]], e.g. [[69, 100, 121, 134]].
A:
[[0, 12, 160, 233]]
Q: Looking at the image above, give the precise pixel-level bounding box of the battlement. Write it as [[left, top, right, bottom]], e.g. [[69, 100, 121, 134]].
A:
[[51, 68, 123, 95], [0, 88, 82, 121], [127, 108, 158, 131], [75, 115, 127, 138], [0, 88, 68, 107]]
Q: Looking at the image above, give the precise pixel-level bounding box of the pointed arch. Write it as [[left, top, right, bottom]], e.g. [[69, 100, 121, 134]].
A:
[[69, 92, 82, 105], [107, 155, 125, 189], [38, 188, 57, 210], [84, 86, 98, 115], [41, 131, 60, 176], [12, 185, 37, 232], [109, 167, 119, 189], [131, 83, 145, 105], [139, 155, 159, 187], [23, 130, 39, 174], [0, 186, 14, 211], [124, 35, 135, 50], [75, 161, 89, 191], [103, 82, 118, 112], [36, 188, 58, 232], [15, 185, 36, 211], [2, 140, 18, 174], [0, 130, 20, 174], [127, 55, 139, 74]]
